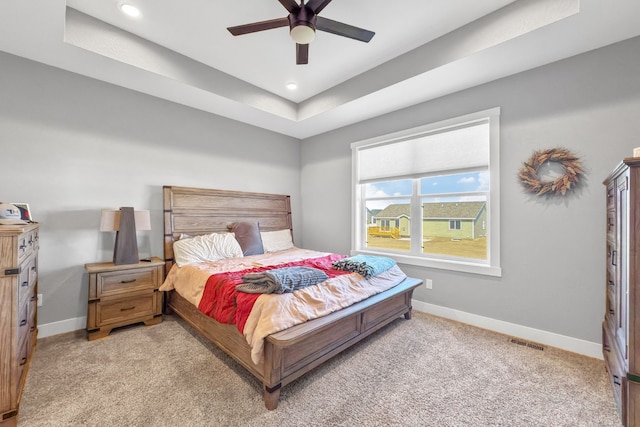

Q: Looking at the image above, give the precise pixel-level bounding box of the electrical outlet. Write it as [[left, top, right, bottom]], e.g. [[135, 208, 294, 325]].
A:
[[425, 279, 433, 289], [37, 294, 43, 307]]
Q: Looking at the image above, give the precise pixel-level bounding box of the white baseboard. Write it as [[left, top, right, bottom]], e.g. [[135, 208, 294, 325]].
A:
[[37, 304, 603, 360], [38, 316, 86, 339], [412, 300, 603, 360]]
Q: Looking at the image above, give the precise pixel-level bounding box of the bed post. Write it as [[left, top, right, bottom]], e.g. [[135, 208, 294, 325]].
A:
[[262, 340, 283, 410], [263, 385, 281, 410]]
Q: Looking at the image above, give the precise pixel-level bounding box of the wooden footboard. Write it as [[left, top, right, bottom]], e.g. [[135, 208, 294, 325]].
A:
[[165, 276, 421, 409]]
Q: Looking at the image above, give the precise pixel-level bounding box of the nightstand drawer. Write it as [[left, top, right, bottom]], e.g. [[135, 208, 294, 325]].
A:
[[95, 292, 158, 326], [94, 268, 159, 299]]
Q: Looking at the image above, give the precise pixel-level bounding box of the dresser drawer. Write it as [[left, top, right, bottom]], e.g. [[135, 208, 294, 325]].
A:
[[93, 267, 160, 300], [17, 261, 31, 305], [17, 255, 36, 306], [16, 295, 31, 343], [16, 230, 37, 266], [607, 182, 616, 210], [606, 285, 616, 331], [607, 210, 616, 243], [95, 292, 158, 326], [604, 329, 625, 418], [15, 330, 29, 397]]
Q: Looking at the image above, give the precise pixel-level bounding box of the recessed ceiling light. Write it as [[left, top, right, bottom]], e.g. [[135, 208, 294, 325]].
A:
[[120, 4, 141, 18], [286, 82, 298, 90]]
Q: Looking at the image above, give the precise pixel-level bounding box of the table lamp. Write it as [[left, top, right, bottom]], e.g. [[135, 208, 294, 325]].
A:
[[100, 207, 151, 265]]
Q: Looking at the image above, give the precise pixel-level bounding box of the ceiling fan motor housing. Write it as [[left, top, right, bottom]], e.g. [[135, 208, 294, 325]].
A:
[[288, 5, 317, 43]]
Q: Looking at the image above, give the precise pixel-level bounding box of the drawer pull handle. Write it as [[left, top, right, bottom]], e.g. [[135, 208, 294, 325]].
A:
[[19, 357, 27, 366], [22, 281, 28, 287], [604, 344, 611, 352], [20, 319, 27, 326], [31, 295, 36, 301], [608, 280, 614, 286], [30, 326, 35, 332], [609, 309, 615, 315], [612, 250, 617, 266], [613, 375, 621, 386], [120, 306, 136, 311], [120, 279, 137, 284]]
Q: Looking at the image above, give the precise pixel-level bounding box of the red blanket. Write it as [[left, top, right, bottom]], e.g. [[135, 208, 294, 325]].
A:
[[197, 253, 349, 333]]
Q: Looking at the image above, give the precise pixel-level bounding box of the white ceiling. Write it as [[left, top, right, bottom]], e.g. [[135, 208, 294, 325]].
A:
[[1, 0, 639, 139]]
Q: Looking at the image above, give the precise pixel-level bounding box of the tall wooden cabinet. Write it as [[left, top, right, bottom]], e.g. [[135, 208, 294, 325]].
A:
[[0, 223, 39, 427], [604, 159, 640, 426]]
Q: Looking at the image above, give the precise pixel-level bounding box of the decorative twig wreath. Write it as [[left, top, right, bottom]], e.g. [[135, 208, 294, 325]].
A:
[[518, 148, 584, 196]]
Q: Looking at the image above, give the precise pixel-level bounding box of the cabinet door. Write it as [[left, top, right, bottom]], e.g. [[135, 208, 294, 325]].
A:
[[617, 173, 629, 365]]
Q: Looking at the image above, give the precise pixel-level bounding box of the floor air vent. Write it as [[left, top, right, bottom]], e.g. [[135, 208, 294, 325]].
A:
[[510, 338, 545, 351]]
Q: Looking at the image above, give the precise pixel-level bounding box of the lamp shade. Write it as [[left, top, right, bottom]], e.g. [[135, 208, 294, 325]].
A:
[[100, 207, 151, 264]]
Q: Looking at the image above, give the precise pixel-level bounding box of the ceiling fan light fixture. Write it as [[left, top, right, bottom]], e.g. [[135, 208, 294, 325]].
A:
[[290, 24, 315, 44]]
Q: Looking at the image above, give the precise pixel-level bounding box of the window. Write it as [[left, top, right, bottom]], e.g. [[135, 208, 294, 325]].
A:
[[351, 108, 501, 277]]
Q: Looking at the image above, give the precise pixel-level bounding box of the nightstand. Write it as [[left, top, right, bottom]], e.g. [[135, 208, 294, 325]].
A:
[[85, 257, 164, 340]]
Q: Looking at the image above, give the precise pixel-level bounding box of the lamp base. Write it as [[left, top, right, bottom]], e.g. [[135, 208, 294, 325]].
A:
[[113, 207, 139, 265]]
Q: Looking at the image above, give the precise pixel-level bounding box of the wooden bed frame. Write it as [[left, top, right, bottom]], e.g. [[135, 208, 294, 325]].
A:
[[162, 185, 422, 409]]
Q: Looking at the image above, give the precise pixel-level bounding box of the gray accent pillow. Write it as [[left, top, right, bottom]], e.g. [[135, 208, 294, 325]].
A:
[[229, 221, 264, 256]]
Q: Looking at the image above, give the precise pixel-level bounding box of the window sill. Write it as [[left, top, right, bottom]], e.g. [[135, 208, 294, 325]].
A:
[[352, 249, 502, 277]]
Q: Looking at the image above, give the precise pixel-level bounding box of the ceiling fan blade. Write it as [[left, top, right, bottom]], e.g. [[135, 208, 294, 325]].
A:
[[316, 16, 374, 42], [306, 0, 332, 15], [227, 17, 289, 36], [278, 0, 300, 13], [296, 43, 309, 65]]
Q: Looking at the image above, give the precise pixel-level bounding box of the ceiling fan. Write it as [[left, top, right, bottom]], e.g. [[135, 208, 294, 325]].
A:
[[227, 0, 375, 65]]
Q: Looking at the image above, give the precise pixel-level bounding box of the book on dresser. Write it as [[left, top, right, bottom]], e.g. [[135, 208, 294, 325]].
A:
[[0, 223, 39, 427], [603, 158, 640, 427]]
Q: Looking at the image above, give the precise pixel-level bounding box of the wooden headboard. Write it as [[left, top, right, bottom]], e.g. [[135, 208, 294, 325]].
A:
[[163, 186, 292, 272]]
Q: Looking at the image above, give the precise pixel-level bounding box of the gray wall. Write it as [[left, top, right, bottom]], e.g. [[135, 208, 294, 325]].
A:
[[3, 35, 640, 348], [0, 52, 301, 325], [301, 36, 640, 345]]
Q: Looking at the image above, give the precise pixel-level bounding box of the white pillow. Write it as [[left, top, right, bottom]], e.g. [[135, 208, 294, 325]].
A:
[[173, 232, 243, 267], [260, 229, 294, 253]]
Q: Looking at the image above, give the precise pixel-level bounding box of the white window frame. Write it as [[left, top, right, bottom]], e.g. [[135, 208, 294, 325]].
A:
[[351, 108, 501, 277]]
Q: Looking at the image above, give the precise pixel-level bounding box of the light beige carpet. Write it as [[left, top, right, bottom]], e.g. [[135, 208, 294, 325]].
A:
[[18, 311, 620, 426]]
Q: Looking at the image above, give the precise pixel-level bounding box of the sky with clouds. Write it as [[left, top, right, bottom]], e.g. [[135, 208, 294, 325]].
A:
[[365, 171, 488, 209]]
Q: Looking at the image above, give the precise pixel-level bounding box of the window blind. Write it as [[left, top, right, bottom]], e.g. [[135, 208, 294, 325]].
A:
[[356, 120, 489, 183]]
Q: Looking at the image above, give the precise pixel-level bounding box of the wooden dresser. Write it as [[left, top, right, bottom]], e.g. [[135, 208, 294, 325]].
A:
[[603, 158, 640, 426], [0, 223, 39, 427]]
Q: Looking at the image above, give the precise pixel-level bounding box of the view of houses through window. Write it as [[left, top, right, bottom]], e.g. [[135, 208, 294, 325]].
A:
[[364, 171, 488, 260]]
